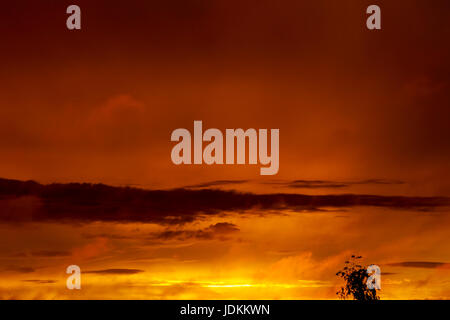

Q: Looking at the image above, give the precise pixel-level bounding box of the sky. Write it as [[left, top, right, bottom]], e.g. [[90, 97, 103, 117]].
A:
[[0, 0, 449, 299]]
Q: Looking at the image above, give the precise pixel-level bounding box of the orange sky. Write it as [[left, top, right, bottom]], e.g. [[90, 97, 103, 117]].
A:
[[0, 0, 450, 299]]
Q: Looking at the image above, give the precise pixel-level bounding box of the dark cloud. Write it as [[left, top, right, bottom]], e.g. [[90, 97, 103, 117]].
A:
[[184, 179, 405, 190], [380, 272, 397, 276], [151, 222, 239, 241], [4, 266, 36, 273], [387, 261, 450, 269], [21, 280, 56, 284], [84, 269, 144, 275], [267, 179, 405, 189], [360, 179, 405, 185], [183, 180, 250, 189], [0, 178, 448, 225]]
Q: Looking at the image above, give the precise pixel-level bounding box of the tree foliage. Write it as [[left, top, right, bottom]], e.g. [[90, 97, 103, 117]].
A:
[[336, 255, 379, 300]]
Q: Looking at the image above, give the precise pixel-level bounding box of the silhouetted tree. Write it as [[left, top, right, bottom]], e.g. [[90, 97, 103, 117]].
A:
[[336, 255, 379, 300]]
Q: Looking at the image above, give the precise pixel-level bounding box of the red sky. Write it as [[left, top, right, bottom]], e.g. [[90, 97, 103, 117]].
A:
[[0, 0, 449, 299]]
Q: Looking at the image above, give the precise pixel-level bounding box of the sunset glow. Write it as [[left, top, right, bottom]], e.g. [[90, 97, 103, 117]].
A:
[[0, 0, 450, 300]]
